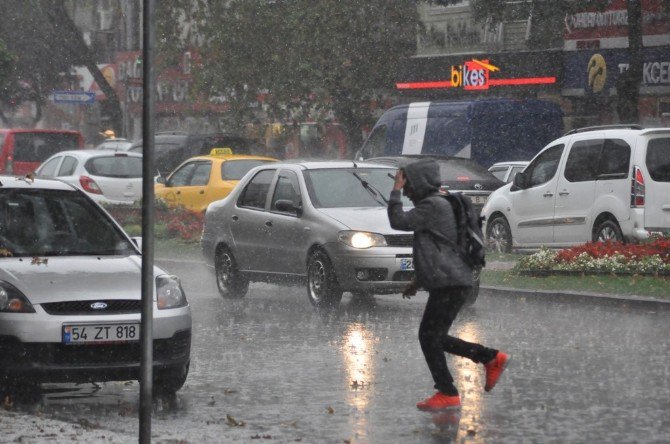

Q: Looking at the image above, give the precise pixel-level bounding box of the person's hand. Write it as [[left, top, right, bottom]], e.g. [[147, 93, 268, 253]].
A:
[[402, 279, 418, 299], [393, 169, 406, 191]]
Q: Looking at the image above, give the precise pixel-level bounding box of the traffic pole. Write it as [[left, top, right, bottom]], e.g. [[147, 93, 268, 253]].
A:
[[140, 0, 155, 442]]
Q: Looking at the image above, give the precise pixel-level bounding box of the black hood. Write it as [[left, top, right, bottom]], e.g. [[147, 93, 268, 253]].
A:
[[402, 158, 441, 202]]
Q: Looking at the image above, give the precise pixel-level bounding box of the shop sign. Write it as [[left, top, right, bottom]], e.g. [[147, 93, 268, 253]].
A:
[[564, 0, 670, 50], [397, 58, 556, 91], [564, 47, 670, 95]]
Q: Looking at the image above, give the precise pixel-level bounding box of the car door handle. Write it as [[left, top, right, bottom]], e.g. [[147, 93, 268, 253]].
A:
[[543, 192, 554, 197], [175, 191, 181, 195], [199, 190, 205, 194], [231, 215, 239, 221], [559, 190, 570, 196], [265, 220, 273, 227]]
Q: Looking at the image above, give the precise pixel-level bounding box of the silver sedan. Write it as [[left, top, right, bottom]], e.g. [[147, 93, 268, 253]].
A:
[[202, 161, 415, 308], [0, 177, 191, 392]]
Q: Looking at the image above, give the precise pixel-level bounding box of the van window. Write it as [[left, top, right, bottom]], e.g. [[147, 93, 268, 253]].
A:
[[564, 140, 602, 182], [646, 138, 670, 182], [13, 133, 80, 162], [525, 144, 564, 187], [598, 139, 630, 178], [423, 116, 470, 156], [361, 125, 386, 158]]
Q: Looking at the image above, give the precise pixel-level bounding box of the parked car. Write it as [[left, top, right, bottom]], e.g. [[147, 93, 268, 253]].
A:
[[129, 132, 267, 177], [0, 177, 191, 392], [155, 148, 277, 213], [366, 155, 505, 214], [488, 161, 529, 183], [482, 125, 670, 252], [202, 161, 424, 308], [0, 129, 85, 175], [95, 138, 133, 151], [35, 150, 143, 205]]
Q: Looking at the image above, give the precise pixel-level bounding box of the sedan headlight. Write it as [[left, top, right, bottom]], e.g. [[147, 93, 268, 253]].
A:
[[156, 275, 188, 310], [0, 281, 35, 313], [338, 231, 387, 249]]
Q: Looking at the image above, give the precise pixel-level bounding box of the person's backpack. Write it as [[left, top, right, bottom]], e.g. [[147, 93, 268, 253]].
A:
[[433, 192, 486, 269]]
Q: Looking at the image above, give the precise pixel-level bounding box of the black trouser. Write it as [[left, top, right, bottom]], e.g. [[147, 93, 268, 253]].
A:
[[418, 286, 497, 396]]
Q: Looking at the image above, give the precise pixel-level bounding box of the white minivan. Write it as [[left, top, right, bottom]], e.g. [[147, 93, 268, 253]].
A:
[[481, 125, 670, 252]]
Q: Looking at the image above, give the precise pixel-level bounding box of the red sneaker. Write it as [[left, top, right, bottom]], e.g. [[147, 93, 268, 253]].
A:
[[484, 351, 510, 392], [416, 392, 461, 411]]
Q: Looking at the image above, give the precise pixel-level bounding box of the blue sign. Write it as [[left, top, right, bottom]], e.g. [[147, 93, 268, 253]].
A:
[[564, 47, 670, 95], [52, 90, 96, 104]]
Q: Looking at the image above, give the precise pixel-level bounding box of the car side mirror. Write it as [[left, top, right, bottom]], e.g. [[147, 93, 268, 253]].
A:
[[275, 199, 301, 216], [512, 171, 528, 190]]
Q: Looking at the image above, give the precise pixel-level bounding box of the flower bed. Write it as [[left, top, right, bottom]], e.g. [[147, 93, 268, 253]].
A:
[[515, 238, 670, 276], [103, 201, 204, 243]]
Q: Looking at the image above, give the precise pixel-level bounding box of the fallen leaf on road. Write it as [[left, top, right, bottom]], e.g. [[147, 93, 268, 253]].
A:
[[2, 396, 13, 410], [226, 414, 246, 427], [326, 406, 334, 414]]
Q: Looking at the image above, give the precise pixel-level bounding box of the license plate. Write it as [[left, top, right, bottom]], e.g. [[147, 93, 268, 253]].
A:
[[400, 257, 414, 271], [469, 195, 488, 204], [63, 323, 140, 344]]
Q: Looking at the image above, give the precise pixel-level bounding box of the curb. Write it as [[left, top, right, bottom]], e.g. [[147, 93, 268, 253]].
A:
[[480, 285, 670, 310]]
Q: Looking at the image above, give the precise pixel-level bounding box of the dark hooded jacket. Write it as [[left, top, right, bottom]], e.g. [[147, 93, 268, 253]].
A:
[[387, 158, 473, 289]]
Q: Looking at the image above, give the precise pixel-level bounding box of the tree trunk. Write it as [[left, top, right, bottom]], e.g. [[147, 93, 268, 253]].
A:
[[616, 0, 643, 123], [50, 1, 124, 136]]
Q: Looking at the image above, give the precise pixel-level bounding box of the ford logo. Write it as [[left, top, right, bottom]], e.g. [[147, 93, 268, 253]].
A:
[[90, 302, 108, 310], [474, 183, 483, 190]]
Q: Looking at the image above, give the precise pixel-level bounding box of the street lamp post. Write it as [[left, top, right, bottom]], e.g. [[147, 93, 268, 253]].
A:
[[140, 0, 155, 442]]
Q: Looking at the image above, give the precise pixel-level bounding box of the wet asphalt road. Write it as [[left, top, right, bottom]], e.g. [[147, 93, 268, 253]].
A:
[[10, 257, 670, 443]]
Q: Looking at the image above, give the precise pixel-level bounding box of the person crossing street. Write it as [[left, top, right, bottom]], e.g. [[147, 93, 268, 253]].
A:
[[387, 158, 510, 411]]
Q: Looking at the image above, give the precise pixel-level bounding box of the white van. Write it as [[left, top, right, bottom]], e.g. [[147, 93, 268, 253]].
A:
[[481, 125, 670, 252]]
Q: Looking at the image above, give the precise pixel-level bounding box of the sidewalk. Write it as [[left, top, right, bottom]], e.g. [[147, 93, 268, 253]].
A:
[[0, 409, 133, 443]]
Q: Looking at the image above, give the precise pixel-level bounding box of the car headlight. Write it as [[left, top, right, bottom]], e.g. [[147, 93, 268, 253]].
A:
[[338, 231, 387, 249], [156, 275, 188, 310], [0, 281, 35, 313]]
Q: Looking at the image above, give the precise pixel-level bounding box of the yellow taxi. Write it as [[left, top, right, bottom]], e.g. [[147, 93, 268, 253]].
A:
[[155, 148, 278, 212]]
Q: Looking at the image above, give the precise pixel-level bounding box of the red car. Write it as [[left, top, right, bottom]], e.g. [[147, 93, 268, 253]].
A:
[[0, 129, 85, 175]]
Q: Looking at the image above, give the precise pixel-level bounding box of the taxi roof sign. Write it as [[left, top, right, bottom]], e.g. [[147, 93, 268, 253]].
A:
[[210, 147, 233, 156]]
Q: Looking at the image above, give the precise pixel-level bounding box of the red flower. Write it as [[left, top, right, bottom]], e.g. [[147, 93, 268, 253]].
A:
[[556, 239, 670, 264]]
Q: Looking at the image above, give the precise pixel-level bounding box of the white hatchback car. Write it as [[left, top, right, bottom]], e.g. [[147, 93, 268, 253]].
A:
[[35, 150, 142, 205], [482, 125, 670, 252], [0, 177, 191, 391]]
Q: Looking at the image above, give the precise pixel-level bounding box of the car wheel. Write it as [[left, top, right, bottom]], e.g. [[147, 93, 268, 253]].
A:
[[215, 246, 249, 299], [307, 250, 342, 308], [154, 362, 189, 395], [486, 215, 512, 253], [593, 219, 623, 243], [464, 266, 481, 307]]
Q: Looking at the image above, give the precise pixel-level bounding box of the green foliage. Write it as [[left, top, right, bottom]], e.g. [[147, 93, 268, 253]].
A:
[[158, 0, 419, 146], [0, 40, 14, 88]]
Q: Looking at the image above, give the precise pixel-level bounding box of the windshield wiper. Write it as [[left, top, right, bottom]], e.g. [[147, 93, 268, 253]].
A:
[[351, 172, 389, 206]]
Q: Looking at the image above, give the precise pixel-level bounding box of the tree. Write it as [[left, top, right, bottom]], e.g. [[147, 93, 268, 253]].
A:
[[0, 0, 122, 132], [158, 0, 420, 152], [461, 0, 663, 124]]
